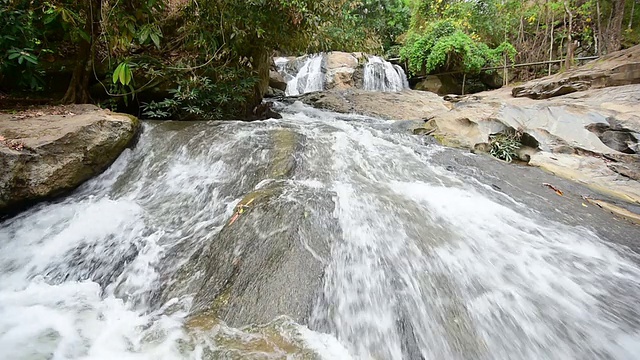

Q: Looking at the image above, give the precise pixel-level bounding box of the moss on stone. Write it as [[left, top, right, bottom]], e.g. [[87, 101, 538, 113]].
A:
[[269, 129, 298, 179]]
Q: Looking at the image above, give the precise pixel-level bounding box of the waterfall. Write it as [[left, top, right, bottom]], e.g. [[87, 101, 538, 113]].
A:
[[394, 64, 410, 89], [2, 102, 640, 359], [363, 56, 410, 92], [285, 54, 325, 96]]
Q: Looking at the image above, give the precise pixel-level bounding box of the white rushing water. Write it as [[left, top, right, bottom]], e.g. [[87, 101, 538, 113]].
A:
[[2, 102, 640, 359], [363, 56, 410, 92], [285, 55, 325, 96]]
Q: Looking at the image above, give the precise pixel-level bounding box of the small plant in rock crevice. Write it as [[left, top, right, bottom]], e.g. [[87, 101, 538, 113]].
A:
[[489, 131, 522, 162]]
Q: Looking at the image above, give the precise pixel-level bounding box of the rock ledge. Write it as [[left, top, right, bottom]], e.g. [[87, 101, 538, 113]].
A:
[[0, 104, 140, 215]]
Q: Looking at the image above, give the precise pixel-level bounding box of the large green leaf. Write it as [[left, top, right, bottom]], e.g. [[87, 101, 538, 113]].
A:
[[112, 63, 124, 84], [119, 64, 132, 86]]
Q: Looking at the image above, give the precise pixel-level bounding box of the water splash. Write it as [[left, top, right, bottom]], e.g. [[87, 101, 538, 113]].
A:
[[1, 104, 640, 359]]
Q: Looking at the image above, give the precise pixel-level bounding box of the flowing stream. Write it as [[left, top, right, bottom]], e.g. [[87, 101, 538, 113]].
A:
[[1, 102, 640, 359]]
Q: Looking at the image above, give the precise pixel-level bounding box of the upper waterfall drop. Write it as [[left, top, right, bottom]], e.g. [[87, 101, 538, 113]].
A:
[[285, 54, 325, 96], [363, 56, 410, 92]]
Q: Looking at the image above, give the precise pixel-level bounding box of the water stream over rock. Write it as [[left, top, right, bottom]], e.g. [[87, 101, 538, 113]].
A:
[[284, 55, 326, 96], [2, 102, 640, 359], [363, 56, 410, 92]]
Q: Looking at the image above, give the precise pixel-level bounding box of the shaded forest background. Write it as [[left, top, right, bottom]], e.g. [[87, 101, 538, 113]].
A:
[[1, 0, 638, 119]]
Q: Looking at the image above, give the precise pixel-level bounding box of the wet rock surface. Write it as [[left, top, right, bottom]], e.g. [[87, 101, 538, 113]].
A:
[[0, 104, 140, 216], [159, 126, 340, 327], [298, 89, 448, 121], [429, 148, 640, 248]]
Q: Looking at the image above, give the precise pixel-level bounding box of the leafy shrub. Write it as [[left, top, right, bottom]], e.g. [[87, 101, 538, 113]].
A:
[[142, 69, 258, 120], [400, 20, 516, 76], [489, 131, 522, 162]]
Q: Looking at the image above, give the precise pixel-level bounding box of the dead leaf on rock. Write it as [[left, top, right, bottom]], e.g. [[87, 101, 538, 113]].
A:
[[8, 140, 25, 151], [228, 213, 240, 226], [543, 183, 564, 196]]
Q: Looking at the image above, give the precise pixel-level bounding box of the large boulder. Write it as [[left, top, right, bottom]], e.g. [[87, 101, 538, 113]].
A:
[[324, 52, 360, 90], [299, 89, 449, 121], [512, 44, 640, 99], [0, 105, 140, 215], [415, 75, 462, 95], [269, 69, 288, 91]]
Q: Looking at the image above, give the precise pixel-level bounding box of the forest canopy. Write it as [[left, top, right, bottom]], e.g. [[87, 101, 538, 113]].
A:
[[0, 0, 638, 119]]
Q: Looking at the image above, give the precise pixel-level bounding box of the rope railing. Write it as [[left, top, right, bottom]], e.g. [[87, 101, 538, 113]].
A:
[[405, 56, 600, 80], [386, 55, 600, 94]]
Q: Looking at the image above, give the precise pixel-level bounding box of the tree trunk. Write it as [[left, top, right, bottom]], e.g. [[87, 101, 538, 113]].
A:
[[564, 0, 574, 69], [597, 0, 602, 55], [550, 5, 555, 75], [604, 0, 626, 53], [62, 0, 101, 104], [630, 0, 636, 29], [245, 47, 271, 119]]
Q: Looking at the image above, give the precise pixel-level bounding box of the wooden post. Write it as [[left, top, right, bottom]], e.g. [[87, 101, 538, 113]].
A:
[[505, 67, 509, 87], [462, 73, 466, 95], [503, 54, 508, 86]]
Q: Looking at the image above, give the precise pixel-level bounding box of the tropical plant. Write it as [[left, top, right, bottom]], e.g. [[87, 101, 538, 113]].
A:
[[0, 0, 46, 90], [489, 131, 522, 162]]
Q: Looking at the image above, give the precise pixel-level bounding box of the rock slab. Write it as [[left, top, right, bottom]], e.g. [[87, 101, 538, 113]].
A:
[[0, 105, 140, 215], [512, 44, 640, 99], [299, 89, 449, 121]]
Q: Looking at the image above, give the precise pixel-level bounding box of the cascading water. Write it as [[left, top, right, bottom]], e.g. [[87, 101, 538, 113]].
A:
[[285, 55, 325, 96], [364, 56, 410, 92], [2, 102, 640, 359], [394, 64, 411, 89]]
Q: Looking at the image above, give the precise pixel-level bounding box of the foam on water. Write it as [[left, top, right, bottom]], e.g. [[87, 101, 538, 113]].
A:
[[2, 103, 640, 359]]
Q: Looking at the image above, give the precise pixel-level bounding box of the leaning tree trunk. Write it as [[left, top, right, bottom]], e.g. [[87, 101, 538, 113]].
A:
[[62, 0, 101, 104]]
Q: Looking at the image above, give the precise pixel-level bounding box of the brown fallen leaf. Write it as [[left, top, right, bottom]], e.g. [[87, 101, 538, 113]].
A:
[[543, 183, 564, 196]]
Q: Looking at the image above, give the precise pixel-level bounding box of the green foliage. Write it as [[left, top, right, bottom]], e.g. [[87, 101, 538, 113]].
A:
[[400, 19, 515, 75], [112, 62, 134, 86], [142, 70, 258, 120], [339, 0, 411, 54], [489, 132, 522, 163], [0, 0, 45, 90]]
